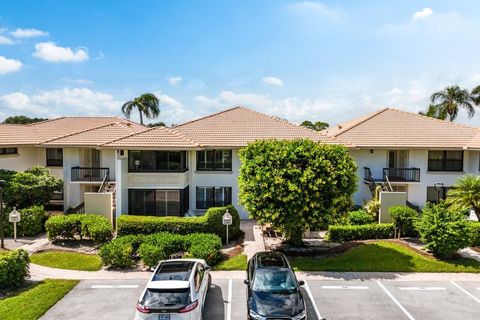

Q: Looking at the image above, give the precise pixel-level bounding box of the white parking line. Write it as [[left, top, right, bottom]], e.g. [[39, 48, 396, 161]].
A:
[[321, 285, 369, 290], [90, 285, 139, 289], [226, 278, 232, 320], [398, 287, 446, 291], [304, 281, 325, 320], [451, 281, 480, 304], [376, 281, 415, 320]]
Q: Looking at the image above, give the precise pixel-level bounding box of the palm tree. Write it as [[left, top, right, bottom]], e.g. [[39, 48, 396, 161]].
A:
[[472, 85, 480, 106], [430, 85, 475, 121], [446, 175, 480, 220], [419, 104, 447, 120], [121, 93, 160, 125]]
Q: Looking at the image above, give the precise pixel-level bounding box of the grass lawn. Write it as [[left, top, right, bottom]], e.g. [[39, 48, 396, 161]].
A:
[[214, 254, 248, 270], [30, 251, 103, 271], [290, 241, 480, 273], [0, 279, 78, 320]]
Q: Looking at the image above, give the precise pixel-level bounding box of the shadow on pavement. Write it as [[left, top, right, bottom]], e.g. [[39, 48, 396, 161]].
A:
[[204, 283, 226, 319]]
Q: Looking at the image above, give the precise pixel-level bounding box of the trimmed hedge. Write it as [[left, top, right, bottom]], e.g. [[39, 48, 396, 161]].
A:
[[3, 206, 48, 237], [470, 222, 480, 247], [327, 223, 394, 243], [99, 232, 222, 268], [347, 210, 375, 225], [0, 249, 30, 289], [117, 205, 240, 241], [45, 214, 113, 244]]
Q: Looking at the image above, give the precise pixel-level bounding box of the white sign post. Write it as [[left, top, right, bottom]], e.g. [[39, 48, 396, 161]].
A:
[[222, 209, 232, 244], [8, 207, 21, 242]]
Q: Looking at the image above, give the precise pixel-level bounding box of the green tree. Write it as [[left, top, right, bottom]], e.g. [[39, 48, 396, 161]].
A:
[[446, 175, 480, 221], [238, 139, 357, 246], [419, 104, 447, 120], [416, 202, 470, 259], [121, 93, 160, 125], [147, 121, 166, 127], [3, 166, 63, 208], [472, 85, 480, 106], [430, 85, 475, 121], [300, 120, 329, 131], [2, 115, 47, 124]]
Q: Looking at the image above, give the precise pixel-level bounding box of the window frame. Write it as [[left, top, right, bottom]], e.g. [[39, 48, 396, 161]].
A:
[[46, 148, 63, 167], [426, 186, 450, 204], [0, 147, 18, 155], [128, 150, 188, 172], [196, 150, 232, 171], [196, 186, 232, 209], [427, 150, 463, 172], [128, 187, 189, 216]]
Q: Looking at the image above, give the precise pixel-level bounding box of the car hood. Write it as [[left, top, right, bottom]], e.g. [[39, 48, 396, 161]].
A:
[[249, 290, 305, 317]]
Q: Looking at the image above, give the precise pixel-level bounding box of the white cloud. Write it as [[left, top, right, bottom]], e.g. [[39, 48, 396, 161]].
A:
[[0, 56, 23, 74], [62, 78, 94, 84], [10, 28, 48, 38], [33, 42, 89, 62], [167, 76, 182, 86], [262, 76, 284, 87], [413, 7, 434, 20], [0, 35, 13, 45], [287, 1, 341, 20], [0, 88, 120, 117]]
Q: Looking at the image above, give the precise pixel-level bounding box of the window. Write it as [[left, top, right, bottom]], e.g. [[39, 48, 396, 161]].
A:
[[129, 187, 189, 216], [51, 191, 64, 201], [196, 186, 232, 209], [426, 186, 450, 204], [196, 150, 232, 171], [0, 148, 17, 155], [46, 148, 63, 166], [428, 150, 463, 171], [128, 150, 187, 172]]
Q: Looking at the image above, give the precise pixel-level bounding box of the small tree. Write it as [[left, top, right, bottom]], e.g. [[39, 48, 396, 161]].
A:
[[416, 202, 470, 259], [4, 166, 63, 208], [446, 175, 480, 220], [388, 206, 419, 238], [238, 139, 357, 246]]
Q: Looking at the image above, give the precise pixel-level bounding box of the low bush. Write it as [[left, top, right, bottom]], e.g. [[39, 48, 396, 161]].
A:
[[3, 206, 48, 237], [327, 223, 394, 243], [0, 249, 30, 289], [388, 206, 419, 237], [470, 222, 480, 247], [348, 210, 375, 225], [416, 203, 471, 259], [117, 205, 240, 241], [100, 232, 222, 268], [45, 214, 113, 244]]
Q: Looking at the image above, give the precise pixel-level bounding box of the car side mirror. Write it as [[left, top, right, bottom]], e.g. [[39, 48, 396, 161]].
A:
[[244, 279, 250, 285], [298, 280, 305, 286]]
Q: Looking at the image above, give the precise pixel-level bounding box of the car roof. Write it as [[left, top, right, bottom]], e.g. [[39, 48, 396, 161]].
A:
[[254, 251, 289, 268]]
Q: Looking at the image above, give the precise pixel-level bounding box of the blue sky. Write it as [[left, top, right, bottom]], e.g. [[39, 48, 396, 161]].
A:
[[1, 0, 480, 126]]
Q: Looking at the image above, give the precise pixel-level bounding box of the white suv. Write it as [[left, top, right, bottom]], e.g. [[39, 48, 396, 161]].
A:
[[135, 259, 212, 320]]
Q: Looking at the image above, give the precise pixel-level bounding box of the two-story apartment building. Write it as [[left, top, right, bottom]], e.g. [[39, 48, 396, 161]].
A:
[[1, 106, 479, 220], [323, 108, 480, 208]]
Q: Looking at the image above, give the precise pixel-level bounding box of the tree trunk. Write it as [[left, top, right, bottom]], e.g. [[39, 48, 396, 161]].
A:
[[139, 111, 144, 125], [474, 207, 480, 221], [285, 227, 304, 247]]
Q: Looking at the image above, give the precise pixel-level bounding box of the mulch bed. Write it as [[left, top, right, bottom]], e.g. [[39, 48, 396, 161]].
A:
[[42, 239, 99, 254]]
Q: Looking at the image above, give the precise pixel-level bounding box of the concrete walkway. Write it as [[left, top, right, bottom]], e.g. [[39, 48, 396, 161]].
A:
[[241, 219, 265, 259], [3, 234, 49, 253]]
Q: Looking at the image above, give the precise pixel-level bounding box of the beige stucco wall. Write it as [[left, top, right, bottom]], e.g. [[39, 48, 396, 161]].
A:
[[379, 191, 407, 223], [84, 192, 113, 223]]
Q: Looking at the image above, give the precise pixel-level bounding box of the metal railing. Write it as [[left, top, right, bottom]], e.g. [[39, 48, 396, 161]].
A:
[[383, 168, 420, 182], [71, 167, 109, 182]]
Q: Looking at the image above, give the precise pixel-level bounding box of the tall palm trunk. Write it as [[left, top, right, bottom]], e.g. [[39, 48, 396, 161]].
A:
[[139, 111, 144, 125]]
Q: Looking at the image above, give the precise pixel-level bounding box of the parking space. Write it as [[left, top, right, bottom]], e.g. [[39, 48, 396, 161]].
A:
[[41, 278, 480, 320]]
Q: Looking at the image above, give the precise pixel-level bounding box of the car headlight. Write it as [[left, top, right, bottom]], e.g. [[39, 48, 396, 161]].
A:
[[292, 310, 307, 320], [249, 309, 265, 320]]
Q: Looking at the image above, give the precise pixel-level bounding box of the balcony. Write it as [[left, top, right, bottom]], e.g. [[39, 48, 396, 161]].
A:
[[383, 168, 420, 182], [71, 167, 110, 182]]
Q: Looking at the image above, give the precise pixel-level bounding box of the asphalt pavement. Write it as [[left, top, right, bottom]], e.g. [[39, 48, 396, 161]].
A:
[[40, 278, 480, 320]]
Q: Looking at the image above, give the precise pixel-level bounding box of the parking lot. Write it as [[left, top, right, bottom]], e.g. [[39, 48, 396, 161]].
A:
[[41, 277, 480, 320]]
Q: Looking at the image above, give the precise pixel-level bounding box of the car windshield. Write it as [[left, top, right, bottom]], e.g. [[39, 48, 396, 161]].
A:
[[142, 288, 190, 308], [252, 268, 297, 292]]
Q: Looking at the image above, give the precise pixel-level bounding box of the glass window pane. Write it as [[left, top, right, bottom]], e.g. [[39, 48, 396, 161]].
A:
[[168, 152, 181, 170], [129, 151, 141, 171], [166, 190, 180, 215], [156, 151, 169, 170], [141, 151, 155, 170], [156, 190, 167, 216]]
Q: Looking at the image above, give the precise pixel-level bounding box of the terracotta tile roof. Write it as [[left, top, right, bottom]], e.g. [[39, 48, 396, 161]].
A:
[[173, 106, 339, 147], [0, 124, 42, 146], [44, 121, 147, 147], [323, 108, 479, 149], [102, 126, 200, 149]]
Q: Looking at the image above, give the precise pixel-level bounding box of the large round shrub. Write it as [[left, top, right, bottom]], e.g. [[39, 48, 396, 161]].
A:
[[45, 214, 113, 244], [416, 203, 470, 259], [388, 206, 419, 237], [3, 206, 48, 237], [0, 249, 30, 289], [239, 139, 357, 246]]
